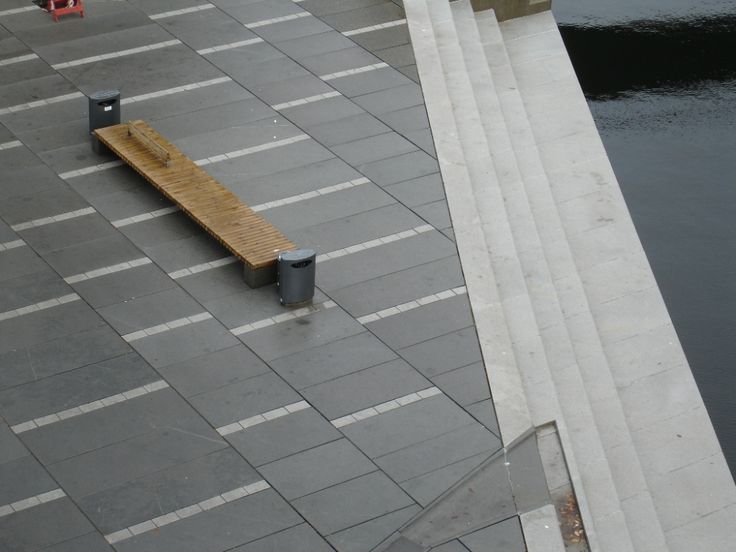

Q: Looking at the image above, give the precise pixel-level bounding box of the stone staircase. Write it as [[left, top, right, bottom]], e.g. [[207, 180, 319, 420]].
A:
[[404, 0, 736, 550]]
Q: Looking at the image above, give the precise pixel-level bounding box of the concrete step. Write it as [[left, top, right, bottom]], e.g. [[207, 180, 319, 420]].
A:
[[402, 0, 533, 446], [500, 11, 736, 550]]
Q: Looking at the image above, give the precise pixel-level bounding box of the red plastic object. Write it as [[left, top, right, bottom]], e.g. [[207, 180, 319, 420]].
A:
[[46, 0, 84, 22]]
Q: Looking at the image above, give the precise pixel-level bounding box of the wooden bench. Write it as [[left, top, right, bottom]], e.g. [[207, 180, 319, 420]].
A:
[[94, 120, 295, 287]]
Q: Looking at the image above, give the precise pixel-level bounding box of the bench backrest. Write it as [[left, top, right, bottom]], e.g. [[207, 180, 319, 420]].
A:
[[127, 121, 171, 166]]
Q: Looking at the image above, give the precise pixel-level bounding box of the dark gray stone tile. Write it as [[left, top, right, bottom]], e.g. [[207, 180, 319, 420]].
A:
[[299, 0, 387, 17], [330, 255, 463, 318], [20, 213, 118, 255], [378, 105, 430, 133], [254, 16, 334, 43], [0, 268, 69, 313], [223, 0, 303, 25], [0, 498, 94, 552], [375, 423, 500, 483], [260, 438, 376, 499], [119, 212, 205, 251], [0, 325, 130, 391], [320, 3, 404, 31], [431, 362, 491, 407], [0, 456, 57, 505], [72, 264, 176, 309], [203, 286, 285, 329], [270, 331, 397, 389], [86, 183, 171, 222], [159, 345, 270, 398], [0, 73, 76, 109], [204, 43, 287, 76], [398, 64, 419, 82], [142, 233, 227, 273], [414, 200, 451, 230], [349, 24, 411, 52], [332, 131, 417, 166], [249, 74, 334, 106], [300, 46, 381, 76], [159, 9, 257, 51], [368, 295, 474, 349], [0, 246, 46, 283], [279, 95, 365, 128], [303, 359, 429, 420], [229, 523, 333, 552], [341, 395, 473, 458], [0, 164, 65, 201], [459, 517, 525, 552], [327, 505, 421, 552], [329, 66, 412, 98], [360, 150, 438, 186], [0, 352, 156, 425], [228, 407, 341, 466], [39, 532, 112, 552], [384, 173, 444, 208], [0, 424, 27, 465], [176, 263, 247, 304], [464, 400, 500, 437], [405, 128, 436, 157], [276, 31, 356, 59], [306, 112, 390, 148], [189, 371, 301, 428], [66, 165, 141, 201], [240, 306, 364, 361], [79, 448, 260, 534], [293, 471, 414, 535], [374, 44, 415, 68], [431, 541, 470, 552], [17, 117, 87, 156], [230, 56, 312, 88], [399, 327, 482, 378], [353, 83, 424, 115]]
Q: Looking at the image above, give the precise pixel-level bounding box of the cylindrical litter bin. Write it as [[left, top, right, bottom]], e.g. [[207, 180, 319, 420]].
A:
[[277, 249, 316, 306], [89, 90, 120, 153]]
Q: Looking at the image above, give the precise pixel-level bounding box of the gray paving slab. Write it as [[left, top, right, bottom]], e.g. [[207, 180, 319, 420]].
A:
[[66, 165, 141, 201], [142, 234, 228, 273], [405, 128, 436, 157], [127, 0, 203, 15], [375, 423, 500, 483], [158, 10, 258, 51], [15, 117, 87, 155], [276, 30, 356, 59], [0, 145, 41, 174], [465, 400, 500, 437], [0, 455, 57, 505], [351, 25, 412, 53], [73, 264, 176, 310], [359, 149, 438, 186], [0, 424, 27, 465], [158, 345, 270, 397], [238, 305, 364, 361], [248, 73, 335, 105], [41, 233, 144, 278], [375, 43, 415, 68], [0, 73, 76, 109], [300, 46, 382, 75], [397, 326, 481, 378], [202, 41, 287, 72], [320, 3, 404, 31], [353, 82, 424, 115], [38, 532, 112, 552], [431, 362, 490, 407], [329, 255, 463, 317], [327, 504, 421, 552], [459, 517, 525, 552], [119, 212, 203, 250], [0, 325, 130, 391], [278, 95, 366, 128], [329, 66, 413, 98], [368, 294, 474, 349], [79, 448, 260, 534], [384, 172, 444, 208], [0, 268, 69, 313], [293, 471, 415, 535], [85, 183, 172, 222], [19, 213, 118, 256], [227, 407, 341, 467], [39, 141, 117, 175], [341, 395, 475, 458], [189, 371, 301, 427], [0, 352, 157, 425], [378, 104, 430, 133], [260, 438, 377, 499], [0, 246, 47, 283], [222, 0, 304, 24], [306, 111, 391, 147], [0, 498, 94, 552], [228, 56, 313, 88], [0, 164, 65, 201], [229, 523, 334, 552], [303, 358, 429, 419], [0, 57, 54, 85], [300, 0, 389, 18], [249, 16, 334, 43], [431, 541, 470, 552], [270, 331, 397, 389], [316, 230, 456, 291], [332, 131, 418, 166], [175, 263, 248, 304]]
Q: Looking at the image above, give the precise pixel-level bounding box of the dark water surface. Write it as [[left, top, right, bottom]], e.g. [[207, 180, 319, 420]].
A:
[[553, 0, 736, 475]]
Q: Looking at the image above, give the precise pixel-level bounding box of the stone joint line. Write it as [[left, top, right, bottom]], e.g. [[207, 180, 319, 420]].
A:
[[52, 40, 181, 70], [317, 224, 434, 263], [122, 313, 213, 342], [121, 77, 232, 105], [0, 239, 25, 252], [270, 90, 342, 111], [343, 19, 407, 36], [251, 177, 370, 212], [10, 381, 170, 434], [245, 11, 310, 28], [64, 257, 153, 284], [0, 489, 66, 518], [0, 53, 38, 67], [168, 257, 238, 279], [217, 400, 311, 436], [0, 92, 84, 116], [0, 294, 80, 323], [320, 63, 388, 81], [357, 286, 468, 324], [104, 480, 271, 544], [230, 300, 337, 336], [195, 134, 310, 167], [11, 207, 96, 232], [0, 140, 23, 150], [196, 37, 263, 55], [112, 206, 179, 228], [332, 387, 443, 428], [149, 3, 215, 20]]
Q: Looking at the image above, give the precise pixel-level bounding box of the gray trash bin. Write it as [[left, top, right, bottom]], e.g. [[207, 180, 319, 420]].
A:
[[89, 89, 120, 153], [277, 249, 316, 306]]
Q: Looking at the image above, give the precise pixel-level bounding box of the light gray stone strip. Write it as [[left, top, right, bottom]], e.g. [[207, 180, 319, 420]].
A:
[[230, 300, 337, 336], [64, 257, 153, 284], [343, 18, 407, 36], [195, 134, 310, 166], [217, 400, 311, 436], [0, 139, 23, 150], [0, 489, 66, 518], [112, 206, 179, 228], [270, 90, 341, 111], [0, 293, 80, 323], [0, 91, 84, 116], [11, 207, 96, 231], [245, 11, 310, 28], [316, 224, 433, 263], [0, 53, 38, 67], [520, 505, 566, 552], [52, 40, 181, 70], [251, 176, 369, 212], [122, 312, 213, 342], [10, 381, 169, 434], [168, 256, 238, 279], [59, 161, 124, 181], [121, 77, 232, 105], [0, 6, 36, 16], [0, 239, 25, 252], [104, 480, 271, 544], [331, 387, 442, 428], [196, 37, 263, 55], [320, 62, 388, 81], [356, 286, 467, 324], [149, 3, 215, 20]]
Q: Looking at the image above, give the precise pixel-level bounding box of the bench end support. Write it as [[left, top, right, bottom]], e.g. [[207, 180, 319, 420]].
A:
[[243, 262, 277, 288]]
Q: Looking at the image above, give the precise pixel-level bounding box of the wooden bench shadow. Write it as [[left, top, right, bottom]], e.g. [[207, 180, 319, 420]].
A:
[[95, 120, 295, 287]]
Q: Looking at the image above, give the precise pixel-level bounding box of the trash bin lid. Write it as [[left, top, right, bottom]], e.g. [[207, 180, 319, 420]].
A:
[[89, 89, 120, 101], [279, 248, 315, 262]]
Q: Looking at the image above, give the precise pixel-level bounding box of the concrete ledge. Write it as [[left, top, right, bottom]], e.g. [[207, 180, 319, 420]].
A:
[[470, 0, 551, 22]]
